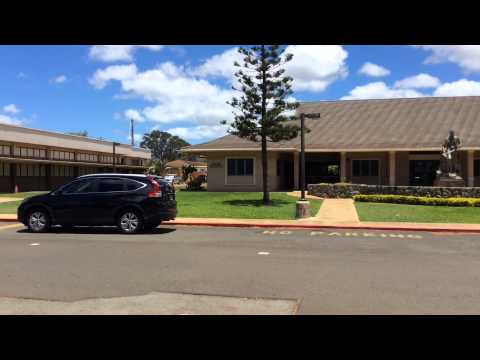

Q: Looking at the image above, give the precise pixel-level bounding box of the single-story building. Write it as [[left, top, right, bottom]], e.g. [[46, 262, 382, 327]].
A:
[[0, 123, 151, 193], [164, 159, 207, 177], [182, 96, 480, 191]]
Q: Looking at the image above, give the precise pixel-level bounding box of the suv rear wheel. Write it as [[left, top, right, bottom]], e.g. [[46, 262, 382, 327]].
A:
[[117, 210, 143, 234], [27, 209, 51, 233]]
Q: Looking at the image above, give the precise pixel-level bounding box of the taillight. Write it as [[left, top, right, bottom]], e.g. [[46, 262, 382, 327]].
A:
[[147, 177, 162, 198]]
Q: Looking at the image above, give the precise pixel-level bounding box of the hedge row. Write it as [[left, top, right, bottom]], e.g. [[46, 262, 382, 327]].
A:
[[353, 194, 480, 207]]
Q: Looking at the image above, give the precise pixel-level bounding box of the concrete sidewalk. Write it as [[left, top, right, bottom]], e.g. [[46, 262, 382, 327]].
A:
[[316, 199, 359, 223], [164, 217, 480, 233]]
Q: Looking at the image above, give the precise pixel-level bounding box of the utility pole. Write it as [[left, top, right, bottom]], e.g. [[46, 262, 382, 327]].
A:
[[113, 142, 120, 172], [296, 112, 320, 219], [130, 119, 135, 147]]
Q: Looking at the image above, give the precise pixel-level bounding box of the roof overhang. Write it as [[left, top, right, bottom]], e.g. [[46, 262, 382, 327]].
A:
[[181, 147, 480, 153]]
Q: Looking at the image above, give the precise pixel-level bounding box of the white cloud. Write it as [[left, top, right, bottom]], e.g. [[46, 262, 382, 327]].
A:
[[394, 73, 441, 89], [284, 45, 348, 91], [358, 62, 390, 77], [0, 114, 23, 125], [190, 47, 241, 80], [433, 79, 480, 97], [414, 45, 480, 73], [166, 125, 228, 142], [89, 45, 164, 62], [52, 75, 67, 84], [17, 72, 27, 79], [89, 64, 138, 89], [341, 81, 425, 100], [3, 104, 20, 114], [90, 62, 235, 128], [190, 45, 348, 92], [127, 133, 143, 143], [124, 109, 145, 122]]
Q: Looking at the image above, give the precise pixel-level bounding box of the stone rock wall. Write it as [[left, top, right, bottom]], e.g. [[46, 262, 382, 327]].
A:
[[308, 183, 480, 198]]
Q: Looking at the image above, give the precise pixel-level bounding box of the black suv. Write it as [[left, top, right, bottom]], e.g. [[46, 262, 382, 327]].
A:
[[17, 174, 177, 234]]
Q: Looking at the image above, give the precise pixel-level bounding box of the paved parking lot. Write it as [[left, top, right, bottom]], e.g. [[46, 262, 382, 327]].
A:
[[1, 222, 480, 314]]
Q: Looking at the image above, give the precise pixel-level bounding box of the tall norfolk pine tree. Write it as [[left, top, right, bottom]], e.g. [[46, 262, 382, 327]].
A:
[[223, 45, 300, 205]]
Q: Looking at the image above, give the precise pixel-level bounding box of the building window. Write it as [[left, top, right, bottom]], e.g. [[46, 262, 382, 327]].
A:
[[13, 146, 46, 159], [16, 164, 45, 177], [0, 145, 10, 156], [100, 155, 114, 164], [0, 162, 10, 176], [52, 165, 74, 177], [352, 159, 379, 177], [78, 166, 98, 176], [13, 146, 45, 159], [474, 159, 480, 177], [51, 150, 75, 161], [227, 158, 254, 176], [77, 153, 98, 162]]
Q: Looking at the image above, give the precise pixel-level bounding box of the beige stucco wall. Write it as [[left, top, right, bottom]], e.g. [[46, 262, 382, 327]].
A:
[[0, 123, 150, 159], [206, 151, 279, 192]]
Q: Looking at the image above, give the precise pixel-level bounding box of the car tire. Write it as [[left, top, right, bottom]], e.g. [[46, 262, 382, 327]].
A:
[[27, 209, 51, 233], [117, 210, 143, 234]]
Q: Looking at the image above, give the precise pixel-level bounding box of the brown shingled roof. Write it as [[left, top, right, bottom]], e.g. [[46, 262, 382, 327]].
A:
[[183, 96, 480, 152]]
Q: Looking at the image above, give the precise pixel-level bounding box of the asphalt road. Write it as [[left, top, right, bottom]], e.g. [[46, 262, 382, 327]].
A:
[[1, 221, 480, 314]]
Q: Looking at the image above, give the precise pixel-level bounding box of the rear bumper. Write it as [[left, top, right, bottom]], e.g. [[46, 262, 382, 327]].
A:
[[143, 199, 177, 223], [144, 208, 177, 223]]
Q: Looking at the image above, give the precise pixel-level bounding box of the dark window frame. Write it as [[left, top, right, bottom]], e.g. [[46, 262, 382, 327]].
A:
[[474, 159, 480, 177], [97, 178, 127, 193], [352, 159, 379, 177], [227, 158, 254, 176]]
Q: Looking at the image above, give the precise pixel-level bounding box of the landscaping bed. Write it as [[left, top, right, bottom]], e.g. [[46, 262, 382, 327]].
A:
[[354, 194, 480, 207]]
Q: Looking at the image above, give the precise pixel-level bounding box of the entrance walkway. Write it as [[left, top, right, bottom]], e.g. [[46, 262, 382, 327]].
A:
[[315, 199, 360, 223]]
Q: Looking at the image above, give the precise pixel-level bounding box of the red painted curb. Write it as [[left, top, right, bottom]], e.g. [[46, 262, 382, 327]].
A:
[[166, 221, 480, 234], [0, 218, 18, 223], [2, 217, 480, 234]]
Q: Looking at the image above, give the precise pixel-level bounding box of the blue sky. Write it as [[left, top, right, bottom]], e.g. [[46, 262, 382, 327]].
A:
[[2, 45, 480, 145]]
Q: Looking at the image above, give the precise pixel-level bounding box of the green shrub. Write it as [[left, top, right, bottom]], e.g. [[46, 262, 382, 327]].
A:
[[353, 194, 480, 207]]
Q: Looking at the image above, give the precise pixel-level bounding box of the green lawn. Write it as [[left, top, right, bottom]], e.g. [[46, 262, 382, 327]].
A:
[[355, 202, 480, 224], [0, 191, 48, 199], [176, 191, 322, 220], [0, 200, 22, 214], [0, 191, 321, 220]]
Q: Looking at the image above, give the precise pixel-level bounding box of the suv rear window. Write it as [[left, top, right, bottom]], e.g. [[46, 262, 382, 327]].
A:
[[125, 179, 144, 191], [97, 178, 125, 192]]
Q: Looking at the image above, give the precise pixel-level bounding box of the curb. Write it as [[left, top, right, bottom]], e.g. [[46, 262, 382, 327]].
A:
[[2, 216, 480, 234], [0, 217, 18, 223], [166, 220, 480, 234]]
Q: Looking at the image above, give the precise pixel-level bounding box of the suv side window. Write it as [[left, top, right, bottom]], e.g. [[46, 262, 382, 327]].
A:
[[97, 178, 126, 192], [125, 179, 144, 191], [62, 179, 97, 194]]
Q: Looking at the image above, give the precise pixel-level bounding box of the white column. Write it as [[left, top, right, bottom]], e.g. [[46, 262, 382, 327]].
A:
[[389, 151, 396, 186], [467, 150, 475, 187], [293, 151, 299, 190], [340, 152, 347, 182]]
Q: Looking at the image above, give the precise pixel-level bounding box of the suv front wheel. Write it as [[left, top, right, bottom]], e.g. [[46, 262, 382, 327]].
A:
[[27, 209, 51, 233], [117, 210, 143, 234]]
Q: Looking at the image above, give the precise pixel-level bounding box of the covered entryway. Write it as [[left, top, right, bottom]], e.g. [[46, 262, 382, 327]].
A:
[[277, 153, 294, 190], [305, 153, 340, 184], [409, 160, 440, 186]]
